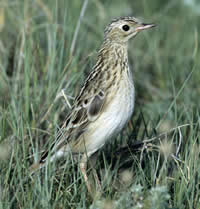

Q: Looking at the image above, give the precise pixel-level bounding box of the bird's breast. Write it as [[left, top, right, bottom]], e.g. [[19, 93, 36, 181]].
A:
[[105, 71, 135, 131], [86, 70, 135, 155]]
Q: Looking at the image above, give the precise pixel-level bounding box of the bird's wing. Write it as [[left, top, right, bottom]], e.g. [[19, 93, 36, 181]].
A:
[[31, 80, 107, 171], [49, 66, 108, 149], [57, 87, 106, 145]]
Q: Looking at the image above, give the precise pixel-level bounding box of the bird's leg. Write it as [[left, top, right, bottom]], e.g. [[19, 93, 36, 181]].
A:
[[89, 152, 102, 191], [92, 167, 101, 191], [80, 154, 92, 194]]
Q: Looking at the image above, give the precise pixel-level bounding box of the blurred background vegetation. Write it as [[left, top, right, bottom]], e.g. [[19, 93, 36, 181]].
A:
[[0, 0, 200, 208]]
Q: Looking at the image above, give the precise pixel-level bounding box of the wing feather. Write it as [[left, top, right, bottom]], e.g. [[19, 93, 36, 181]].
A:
[[38, 89, 106, 164]]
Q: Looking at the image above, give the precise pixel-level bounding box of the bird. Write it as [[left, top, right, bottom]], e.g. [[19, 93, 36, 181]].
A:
[[30, 16, 155, 193]]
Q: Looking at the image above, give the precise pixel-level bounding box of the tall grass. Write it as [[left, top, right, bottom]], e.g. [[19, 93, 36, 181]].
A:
[[0, 0, 199, 208]]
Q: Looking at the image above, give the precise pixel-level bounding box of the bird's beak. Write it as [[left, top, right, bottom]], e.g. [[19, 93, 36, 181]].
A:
[[136, 23, 156, 32]]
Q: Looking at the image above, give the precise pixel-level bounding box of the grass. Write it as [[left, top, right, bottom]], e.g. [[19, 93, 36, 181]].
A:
[[0, 0, 200, 208]]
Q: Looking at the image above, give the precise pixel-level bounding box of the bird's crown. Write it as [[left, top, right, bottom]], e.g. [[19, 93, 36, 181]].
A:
[[104, 16, 155, 44]]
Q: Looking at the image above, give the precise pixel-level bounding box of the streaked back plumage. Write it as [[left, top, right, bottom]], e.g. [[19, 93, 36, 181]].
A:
[[30, 16, 155, 174]]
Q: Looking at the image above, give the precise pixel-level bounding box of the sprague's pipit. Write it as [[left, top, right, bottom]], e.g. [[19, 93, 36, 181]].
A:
[[30, 16, 155, 192]]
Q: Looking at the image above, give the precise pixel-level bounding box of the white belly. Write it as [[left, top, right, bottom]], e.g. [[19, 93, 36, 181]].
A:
[[87, 74, 135, 155]]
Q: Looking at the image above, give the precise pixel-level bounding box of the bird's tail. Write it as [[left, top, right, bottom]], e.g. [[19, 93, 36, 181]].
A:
[[29, 140, 70, 174]]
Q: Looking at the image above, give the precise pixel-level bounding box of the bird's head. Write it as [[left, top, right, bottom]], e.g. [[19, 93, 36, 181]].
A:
[[104, 16, 156, 44]]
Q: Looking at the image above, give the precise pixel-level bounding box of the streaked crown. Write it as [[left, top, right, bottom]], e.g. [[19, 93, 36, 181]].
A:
[[104, 16, 156, 44]]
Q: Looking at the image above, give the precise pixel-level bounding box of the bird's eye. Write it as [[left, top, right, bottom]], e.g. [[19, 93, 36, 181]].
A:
[[122, 25, 130, 31]]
